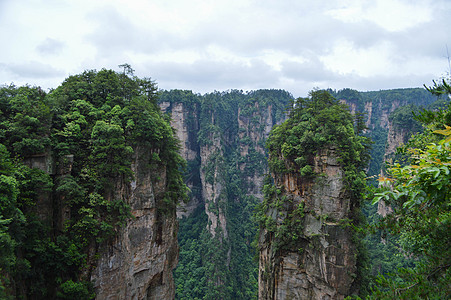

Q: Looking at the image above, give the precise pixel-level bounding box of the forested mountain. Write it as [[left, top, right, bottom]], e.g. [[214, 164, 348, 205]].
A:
[[159, 89, 292, 299], [160, 86, 445, 299], [0, 69, 187, 299], [0, 67, 448, 299], [332, 87, 437, 178], [257, 90, 370, 299]]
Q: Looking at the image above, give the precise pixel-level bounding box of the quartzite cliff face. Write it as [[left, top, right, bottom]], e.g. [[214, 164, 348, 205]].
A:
[[257, 91, 369, 300], [160, 93, 285, 239], [258, 149, 359, 300], [159, 90, 292, 298], [91, 146, 178, 300], [21, 147, 180, 300]]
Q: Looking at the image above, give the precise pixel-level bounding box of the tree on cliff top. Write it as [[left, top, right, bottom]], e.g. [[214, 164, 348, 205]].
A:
[[258, 89, 371, 296], [266, 89, 370, 197], [0, 68, 187, 299]]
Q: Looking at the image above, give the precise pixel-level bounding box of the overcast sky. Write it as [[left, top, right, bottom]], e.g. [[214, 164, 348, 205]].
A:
[[0, 0, 450, 97]]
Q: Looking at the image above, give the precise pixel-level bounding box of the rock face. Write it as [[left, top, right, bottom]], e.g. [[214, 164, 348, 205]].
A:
[[377, 117, 411, 217], [258, 149, 358, 300], [237, 102, 280, 198], [159, 90, 293, 297], [91, 147, 178, 300], [21, 148, 179, 300], [160, 101, 201, 219], [384, 119, 410, 161]]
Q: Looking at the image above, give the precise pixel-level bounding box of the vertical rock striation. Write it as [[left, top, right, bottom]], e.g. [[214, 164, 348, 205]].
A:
[[160, 89, 292, 298], [258, 149, 358, 300], [258, 91, 369, 300], [91, 147, 179, 300], [160, 100, 201, 218]]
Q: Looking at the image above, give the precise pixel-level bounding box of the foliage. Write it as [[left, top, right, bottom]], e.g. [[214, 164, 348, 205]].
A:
[[424, 78, 451, 96], [258, 90, 371, 295], [0, 85, 51, 157], [388, 104, 422, 132], [0, 68, 187, 298], [173, 89, 291, 299], [371, 99, 451, 298], [267, 90, 370, 193], [333, 87, 438, 179], [56, 280, 95, 299]]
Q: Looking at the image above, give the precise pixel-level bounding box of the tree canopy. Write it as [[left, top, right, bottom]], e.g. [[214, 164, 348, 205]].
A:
[[370, 81, 451, 299], [0, 68, 187, 299]]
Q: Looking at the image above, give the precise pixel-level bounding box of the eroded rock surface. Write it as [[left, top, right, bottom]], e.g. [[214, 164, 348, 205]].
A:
[[258, 149, 358, 300], [92, 148, 178, 300]]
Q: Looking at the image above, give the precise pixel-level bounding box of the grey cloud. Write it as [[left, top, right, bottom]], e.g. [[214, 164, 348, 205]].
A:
[[84, 5, 192, 57], [83, 1, 388, 59], [280, 57, 338, 82], [389, 19, 451, 59], [1, 61, 65, 79], [84, 6, 141, 55], [168, 6, 393, 59], [144, 59, 280, 93], [82, 0, 416, 63], [36, 38, 65, 55]]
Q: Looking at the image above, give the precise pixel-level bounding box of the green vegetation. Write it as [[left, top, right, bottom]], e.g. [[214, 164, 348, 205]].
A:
[[331, 87, 437, 178], [257, 89, 371, 294], [1, 66, 447, 299], [266, 89, 370, 193], [171, 89, 291, 300], [173, 87, 444, 299], [0, 69, 186, 299], [368, 86, 451, 299]]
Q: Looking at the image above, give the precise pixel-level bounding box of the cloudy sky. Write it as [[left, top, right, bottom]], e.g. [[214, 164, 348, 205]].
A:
[[0, 0, 450, 97]]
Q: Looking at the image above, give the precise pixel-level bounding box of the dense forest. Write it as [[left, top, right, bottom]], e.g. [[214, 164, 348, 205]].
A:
[[0, 67, 449, 299], [0, 69, 186, 299], [168, 85, 447, 299]]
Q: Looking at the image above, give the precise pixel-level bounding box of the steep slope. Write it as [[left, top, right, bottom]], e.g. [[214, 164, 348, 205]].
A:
[[334, 88, 437, 177], [160, 89, 291, 299], [258, 148, 358, 299], [91, 145, 180, 299], [257, 90, 369, 299], [0, 70, 186, 299], [164, 87, 437, 299]]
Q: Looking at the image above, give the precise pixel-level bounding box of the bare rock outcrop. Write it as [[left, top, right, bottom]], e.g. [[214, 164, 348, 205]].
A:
[[160, 101, 201, 218], [91, 147, 178, 300], [258, 149, 358, 300]]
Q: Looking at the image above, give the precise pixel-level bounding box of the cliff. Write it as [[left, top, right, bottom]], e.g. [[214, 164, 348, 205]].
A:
[[91, 146, 178, 299], [160, 100, 201, 218], [21, 147, 180, 300], [160, 89, 292, 299], [257, 91, 368, 299], [335, 88, 436, 177], [0, 71, 186, 300], [259, 149, 358, 299]]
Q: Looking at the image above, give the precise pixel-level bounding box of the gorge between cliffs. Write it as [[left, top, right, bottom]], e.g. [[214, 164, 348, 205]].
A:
[[0, 69, 443, 299]]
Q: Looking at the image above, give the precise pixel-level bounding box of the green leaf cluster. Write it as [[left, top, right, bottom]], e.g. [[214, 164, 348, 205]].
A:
[[267, 90, 370, 196], [370, 88, 451, 298]]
